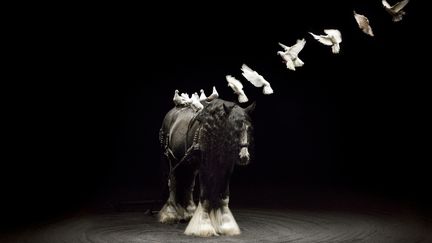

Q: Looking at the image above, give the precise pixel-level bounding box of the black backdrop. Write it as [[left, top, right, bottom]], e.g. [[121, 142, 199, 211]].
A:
[[3, 0, 429, 229]]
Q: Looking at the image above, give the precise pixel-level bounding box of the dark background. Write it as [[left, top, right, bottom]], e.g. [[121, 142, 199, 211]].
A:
[[3, 0, 429, 230]]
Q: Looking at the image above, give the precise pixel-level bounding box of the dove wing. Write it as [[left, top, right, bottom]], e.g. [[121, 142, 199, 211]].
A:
[[245, 74, 263, 88], [288, 39, 306, 56], [278, 42, 290, 52], [392, 0, 409, 12], [382, 0, 391, 9], [354, 12, 374, 36], [310, 32, 334, 46], [285, 58, 295, 71], [226, 75, 243, 90], [324, 29, 342, 43], [294, 57, 304, 67], [354, 12, 369, 26], [241, 64, 264, 87]]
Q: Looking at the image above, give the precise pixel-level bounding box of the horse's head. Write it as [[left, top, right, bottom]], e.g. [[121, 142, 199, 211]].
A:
[[226, 101, 255, 165], [197, 99, 255, 166]]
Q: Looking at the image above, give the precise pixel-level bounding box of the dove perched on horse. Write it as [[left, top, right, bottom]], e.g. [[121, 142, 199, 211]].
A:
[[181, 93, 191, 103], [206, 86, 219, 101], [190, 92, 204, 112], [199, 89, 207, 101], [173, 90, 190, 106]]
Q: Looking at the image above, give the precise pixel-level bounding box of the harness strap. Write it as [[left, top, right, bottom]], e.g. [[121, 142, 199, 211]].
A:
[[240, 143, 249, 147], [170, 125, 201, 172], [163, 118, 202, 178]]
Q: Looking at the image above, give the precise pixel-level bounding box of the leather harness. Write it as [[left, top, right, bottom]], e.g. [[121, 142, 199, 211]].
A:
[[162, 113, 202, 176]]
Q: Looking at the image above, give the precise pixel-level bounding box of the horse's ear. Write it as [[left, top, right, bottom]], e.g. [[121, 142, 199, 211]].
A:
[[244, 101, 256, 115], [223, 103, 235, 116]]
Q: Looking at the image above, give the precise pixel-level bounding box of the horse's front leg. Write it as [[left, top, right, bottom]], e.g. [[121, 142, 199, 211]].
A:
[[185, 167, 240, 236], [184, 199, 218, 237], [184, 167, 220, 237], [210, 196, 241, 236]]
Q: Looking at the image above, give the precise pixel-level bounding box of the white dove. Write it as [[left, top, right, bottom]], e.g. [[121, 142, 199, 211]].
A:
[[241, 64, 273, 95], [206, 86, 219, 101], [382, 0, 410, 22], [226, 75, 249, 103], [277, 39, 306, 71], [181, 93, 189, 99], [199, 89, 207, 101], [353, 11, 374, 36], [309, 29, 342, 54], [190, 92, 204, 111], [173, 90, 185, 106], [180, 93, 192, 105]]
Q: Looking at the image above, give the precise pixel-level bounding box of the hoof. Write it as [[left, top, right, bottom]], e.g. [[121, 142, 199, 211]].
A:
[[209, 206, 241, 236], [158, 204, 181, 224], [184, 202, 218, 237], [184, 203, 196, 221], [219, 214, 241, 236]]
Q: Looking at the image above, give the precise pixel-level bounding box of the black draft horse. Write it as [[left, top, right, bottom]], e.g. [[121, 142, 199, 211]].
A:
[[158, 98, 255, 236]]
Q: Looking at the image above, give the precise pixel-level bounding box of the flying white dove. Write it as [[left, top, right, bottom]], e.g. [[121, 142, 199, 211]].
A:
[[277, 38, 306, 71], [190, 92, 204, 111], [382, 0, 410, 22], [206, 86, 219, 101], [309, 29, 342, 54], [353, 11, 374, 36], [226, 75, 249, 103], [199, 89, 207, 101], [241, 64, 273, 95]]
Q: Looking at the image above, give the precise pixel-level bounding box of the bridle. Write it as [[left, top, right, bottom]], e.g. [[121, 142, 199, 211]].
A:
[[239, 122, 250, 148]]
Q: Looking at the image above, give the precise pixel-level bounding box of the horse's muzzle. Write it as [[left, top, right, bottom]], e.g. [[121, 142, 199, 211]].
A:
[[238, 147, 250, 165]]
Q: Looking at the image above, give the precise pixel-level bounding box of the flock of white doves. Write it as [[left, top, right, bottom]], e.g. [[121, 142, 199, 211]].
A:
[[172, 0, 410, 110]]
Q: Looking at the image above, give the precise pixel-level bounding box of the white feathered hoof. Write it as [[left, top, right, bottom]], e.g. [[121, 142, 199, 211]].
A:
[[158, 203, 182, 224], [184, 202, 218, 237], [183, 202, 196, 221], [219, 212, 241, 235], [210, 206, 241, 236]]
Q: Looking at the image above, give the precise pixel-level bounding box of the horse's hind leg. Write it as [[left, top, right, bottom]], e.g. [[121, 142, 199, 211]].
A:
[[158, 160, 197, 224], [158, 153, 177, 223], [157, 149, 182, 224], [173, 162, 198, 221], [158, 175, 180, 223], [158, 131, 179, 223]]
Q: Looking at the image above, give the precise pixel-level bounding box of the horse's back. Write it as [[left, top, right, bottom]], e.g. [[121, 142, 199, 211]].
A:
[[162, 106, 196, 160]]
